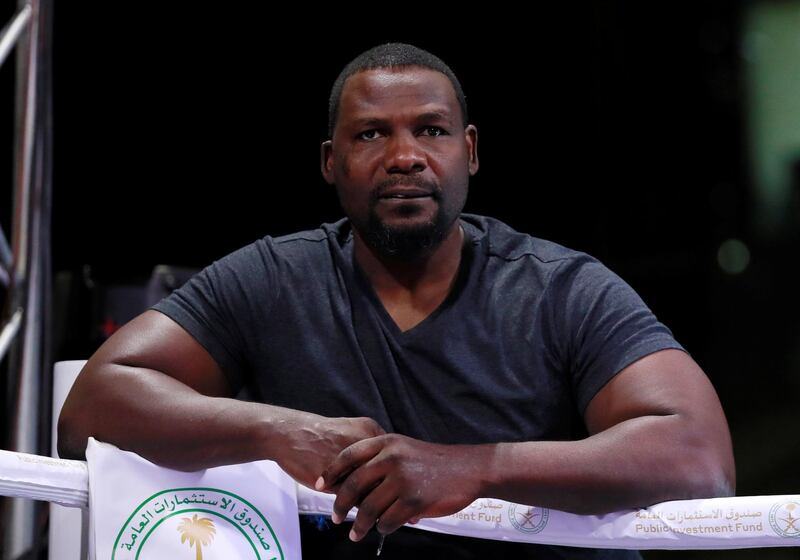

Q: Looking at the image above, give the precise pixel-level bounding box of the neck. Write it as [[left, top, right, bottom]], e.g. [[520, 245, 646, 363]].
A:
[[353, 221, 465, 296]]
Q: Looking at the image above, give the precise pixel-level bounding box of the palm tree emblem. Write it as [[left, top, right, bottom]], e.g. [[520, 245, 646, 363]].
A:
[[177, 514, 216, 560]]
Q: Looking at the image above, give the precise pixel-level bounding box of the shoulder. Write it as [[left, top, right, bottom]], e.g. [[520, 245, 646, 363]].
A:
[[461, 213, 588, 263], [216, 218, 350, 270], [460, 213, 601, 280]]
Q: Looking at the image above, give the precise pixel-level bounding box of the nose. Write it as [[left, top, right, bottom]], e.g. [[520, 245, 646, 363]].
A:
[[383, 131, 427, 174]]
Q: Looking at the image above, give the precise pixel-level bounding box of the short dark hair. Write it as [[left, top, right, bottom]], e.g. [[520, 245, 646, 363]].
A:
[[327, 43, 468, 139]]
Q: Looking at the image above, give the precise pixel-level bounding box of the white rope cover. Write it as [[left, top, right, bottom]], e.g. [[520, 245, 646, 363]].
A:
[[298, 490, 800, 550], [2, 448, 799, 550], [0, 449, 88, 508]]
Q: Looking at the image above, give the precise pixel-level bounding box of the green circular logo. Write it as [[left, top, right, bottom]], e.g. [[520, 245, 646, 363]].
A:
[[111, 487, 284, 559], [508, 503, 549, 534]]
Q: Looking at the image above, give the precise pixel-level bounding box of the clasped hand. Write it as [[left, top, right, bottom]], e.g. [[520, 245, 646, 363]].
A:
[[314, 433, 482, 542]]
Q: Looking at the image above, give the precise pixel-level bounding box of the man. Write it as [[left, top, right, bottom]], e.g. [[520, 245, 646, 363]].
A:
[[59, 43, 735, 559]]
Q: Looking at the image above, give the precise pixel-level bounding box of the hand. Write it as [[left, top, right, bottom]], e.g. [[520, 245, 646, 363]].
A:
[[315, 434, 486, 541], [271, 410, 385, 489]]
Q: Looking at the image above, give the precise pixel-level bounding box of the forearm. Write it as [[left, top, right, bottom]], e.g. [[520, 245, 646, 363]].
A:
[[480, 414, 735, 515], [320, 417, 731, 541], [321, 351, 735, 538], [58, 362, 296, 470]]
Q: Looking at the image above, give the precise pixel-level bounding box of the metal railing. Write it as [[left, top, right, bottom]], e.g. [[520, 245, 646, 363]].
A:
[[0, 0, 54, 558]]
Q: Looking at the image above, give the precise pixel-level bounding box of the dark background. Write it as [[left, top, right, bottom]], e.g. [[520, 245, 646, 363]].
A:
[[2, 1, 799, 558]]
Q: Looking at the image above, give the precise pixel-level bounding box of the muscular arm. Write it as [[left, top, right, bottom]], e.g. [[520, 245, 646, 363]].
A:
[[58, 310, 383, 485], [319, 349, 735, 540], [484, 348, 735, 512]]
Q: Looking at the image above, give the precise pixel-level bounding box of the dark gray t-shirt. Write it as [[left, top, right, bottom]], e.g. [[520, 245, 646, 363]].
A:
[[152, 214, 684, 558]]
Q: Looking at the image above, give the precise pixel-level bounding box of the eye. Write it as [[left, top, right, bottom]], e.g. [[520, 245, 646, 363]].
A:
[[420, 126, 448, 137], [356, 129, 382, 141]]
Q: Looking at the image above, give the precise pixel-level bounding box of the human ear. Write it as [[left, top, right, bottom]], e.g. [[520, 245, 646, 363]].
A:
[[465, 125, 479, 176], [320, 140, 335, 185]]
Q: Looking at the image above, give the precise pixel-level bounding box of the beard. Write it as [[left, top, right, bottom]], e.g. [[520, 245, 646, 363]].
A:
[[361, 202, 451, 260], [355, 176, 460, 260]]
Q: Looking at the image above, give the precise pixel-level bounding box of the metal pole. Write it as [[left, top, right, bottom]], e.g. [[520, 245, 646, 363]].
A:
[[0, 5, 31, 69], [0, 309, 23, 363], [3, 0, 52, 557], [0, 229, 10, 272], [34, 1, 55, 557]]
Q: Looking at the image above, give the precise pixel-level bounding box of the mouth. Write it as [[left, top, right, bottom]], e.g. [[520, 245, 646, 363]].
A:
[[380, 193, 432, 200], [377, 187, 435, 200]]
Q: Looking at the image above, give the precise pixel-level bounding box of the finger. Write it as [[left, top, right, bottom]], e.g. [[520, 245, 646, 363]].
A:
[[315, 469, 352, 494], [358, 416, 387, 437], [318, 436, 384, 491], [331, 462, 385, 524], [348, 483, 398, 542], [375, 499, 419, 535]]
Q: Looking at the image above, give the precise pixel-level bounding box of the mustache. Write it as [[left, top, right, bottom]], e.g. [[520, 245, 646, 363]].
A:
[[372, 175, 440, 200]]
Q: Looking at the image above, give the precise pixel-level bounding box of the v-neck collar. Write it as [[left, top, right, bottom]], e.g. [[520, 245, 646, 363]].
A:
[[345, 218, 481, 339]]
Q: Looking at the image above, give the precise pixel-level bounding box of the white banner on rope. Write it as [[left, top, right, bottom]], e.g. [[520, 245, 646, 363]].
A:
[[298, 487, 800, 550], [83, 440, 800, 553], [86, 439, 301, 560]]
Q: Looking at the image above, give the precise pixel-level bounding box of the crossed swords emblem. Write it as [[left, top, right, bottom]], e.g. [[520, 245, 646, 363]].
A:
[[515, 507, 542, 529], [779, 511, 800, 535]]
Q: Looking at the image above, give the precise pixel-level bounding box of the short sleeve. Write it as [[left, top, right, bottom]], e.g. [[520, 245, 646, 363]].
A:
[[150, 238, 280, 392], [548, 256, 686, 414]]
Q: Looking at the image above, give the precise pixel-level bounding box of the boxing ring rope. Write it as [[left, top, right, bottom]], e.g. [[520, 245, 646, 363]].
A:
[[2, 447, 800, 553]]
